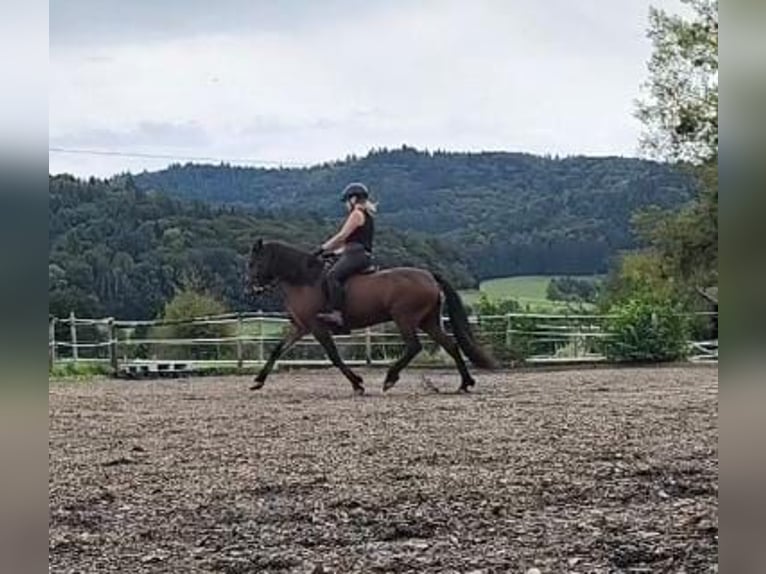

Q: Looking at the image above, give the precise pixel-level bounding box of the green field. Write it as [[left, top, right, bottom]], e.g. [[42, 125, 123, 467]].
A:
[[460, 275, 600, 312]]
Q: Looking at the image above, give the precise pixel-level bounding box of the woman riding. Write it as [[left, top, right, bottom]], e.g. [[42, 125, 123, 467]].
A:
[[314, 182, 376, 327]]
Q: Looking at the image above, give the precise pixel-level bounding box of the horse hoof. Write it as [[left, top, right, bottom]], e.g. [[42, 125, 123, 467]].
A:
[[458, 385, 471, 394], [382, 374, 399, 392], [250, 379, 265, 391], [353, 386, 365, 396]]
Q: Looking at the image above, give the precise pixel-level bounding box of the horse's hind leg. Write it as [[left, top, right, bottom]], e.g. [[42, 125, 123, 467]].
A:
[[383, 325, 423, 392], [311, 325, 365, 395], [421, 315, 476, 392]]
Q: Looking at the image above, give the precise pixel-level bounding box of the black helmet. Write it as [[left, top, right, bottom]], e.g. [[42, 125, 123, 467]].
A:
[[341, 182, 369, 203]]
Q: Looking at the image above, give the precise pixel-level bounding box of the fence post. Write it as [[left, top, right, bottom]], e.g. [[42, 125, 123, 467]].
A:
[[505, 314, 512, 348], [49, 316, 56, 371], [69, 311, 78, 364], [236, 313, 244, 370], [257, 310, 265, 364], [573, 317, 581, 359], [108, 318, 118, 375], [365, 327, 372, 365]]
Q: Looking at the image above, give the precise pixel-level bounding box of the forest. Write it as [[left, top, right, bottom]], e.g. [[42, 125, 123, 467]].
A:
[[48, 149, 700, 320], [49, 174, 473, 319], [134, 150, 697, 278]]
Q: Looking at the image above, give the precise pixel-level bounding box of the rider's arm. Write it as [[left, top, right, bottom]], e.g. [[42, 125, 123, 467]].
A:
[[322, 209, 364, 252]]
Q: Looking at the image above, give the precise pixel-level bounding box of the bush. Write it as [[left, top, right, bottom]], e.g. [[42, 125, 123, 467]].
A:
[[471, 295, 535, 364], [152, 290, 235, 360], [50, 362, 111, 379], [547, 276, 601, 303], [605, 295, 689, 362], [601, 251, 673, 310]]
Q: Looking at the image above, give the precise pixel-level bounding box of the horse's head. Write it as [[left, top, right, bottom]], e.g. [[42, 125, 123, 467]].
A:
[[247, 239, 276, 294], [248, 239, 323, 294]]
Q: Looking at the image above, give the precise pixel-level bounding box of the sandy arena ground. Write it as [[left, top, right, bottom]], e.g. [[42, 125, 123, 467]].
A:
[[49, 366, 718, 573]]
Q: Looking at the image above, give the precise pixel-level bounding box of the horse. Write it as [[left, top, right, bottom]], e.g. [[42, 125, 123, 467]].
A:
[[246, 239, 496, 394]]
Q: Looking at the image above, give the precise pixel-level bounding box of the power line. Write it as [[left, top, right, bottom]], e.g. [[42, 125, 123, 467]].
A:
[[48, 146, 309, 167]]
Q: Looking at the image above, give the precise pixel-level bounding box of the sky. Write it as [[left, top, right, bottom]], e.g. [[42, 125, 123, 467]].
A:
[[49, 0, 684, 177]]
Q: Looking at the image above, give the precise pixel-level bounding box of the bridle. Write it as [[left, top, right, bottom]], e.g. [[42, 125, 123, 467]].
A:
[[250, 275, 280, 296], [251, 282, 275, 296], [246, 260, 279, 296]]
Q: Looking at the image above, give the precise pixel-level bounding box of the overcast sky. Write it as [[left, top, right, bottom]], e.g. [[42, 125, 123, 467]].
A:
[[49, 0, 683, 177]]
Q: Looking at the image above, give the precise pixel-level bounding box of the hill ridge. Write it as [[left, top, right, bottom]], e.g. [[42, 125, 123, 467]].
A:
[[133, 146, 696, 278]]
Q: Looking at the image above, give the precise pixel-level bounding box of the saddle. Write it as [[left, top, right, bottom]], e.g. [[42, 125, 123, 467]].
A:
[[321, 254, 379, 276], [358, 263, 379, 275]]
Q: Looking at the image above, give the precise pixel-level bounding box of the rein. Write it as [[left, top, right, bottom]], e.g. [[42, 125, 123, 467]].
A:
[[251, 248, 329, 296], [251, 278, 279, 296]]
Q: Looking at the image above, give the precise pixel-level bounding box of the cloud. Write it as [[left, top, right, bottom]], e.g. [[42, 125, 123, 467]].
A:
[[51, 121, 210, 149], [49, 0, 687, 177], [49, 0, 391, 48]]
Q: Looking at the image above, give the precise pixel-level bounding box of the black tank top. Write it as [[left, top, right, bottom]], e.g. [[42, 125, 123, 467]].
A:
[[345, 209, 374, 252]]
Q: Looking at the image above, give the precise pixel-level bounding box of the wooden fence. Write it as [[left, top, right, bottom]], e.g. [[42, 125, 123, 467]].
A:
[[49, 310, 718, 376]]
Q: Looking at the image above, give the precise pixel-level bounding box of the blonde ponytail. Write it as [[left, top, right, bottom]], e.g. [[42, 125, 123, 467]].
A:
[[354, 198, 377, 214]]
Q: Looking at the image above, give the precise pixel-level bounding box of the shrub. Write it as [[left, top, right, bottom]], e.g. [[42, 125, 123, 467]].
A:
[[605, 294, 689, 362], [152, 290, 235, 360], [471, 295, 535, 364], [50, 362, 111, 379], [547, 276, 601, 303]]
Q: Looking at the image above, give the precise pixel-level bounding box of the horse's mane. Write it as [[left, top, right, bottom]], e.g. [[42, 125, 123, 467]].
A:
[[263, 241, 324, 285]]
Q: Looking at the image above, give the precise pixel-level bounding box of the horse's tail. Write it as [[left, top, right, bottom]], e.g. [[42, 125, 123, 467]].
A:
[[432, 273, 497, 370]]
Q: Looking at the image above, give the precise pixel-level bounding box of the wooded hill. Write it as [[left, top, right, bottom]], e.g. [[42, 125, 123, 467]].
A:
[[49, 174, 473, 319], [134, 147, 697, 278]]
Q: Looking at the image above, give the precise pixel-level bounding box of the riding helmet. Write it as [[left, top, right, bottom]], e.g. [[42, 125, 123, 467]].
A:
[[341, 182, 370, 203]]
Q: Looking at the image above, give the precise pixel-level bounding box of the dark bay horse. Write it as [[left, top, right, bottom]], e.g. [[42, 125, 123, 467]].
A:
[[247, 240, 495, 394]]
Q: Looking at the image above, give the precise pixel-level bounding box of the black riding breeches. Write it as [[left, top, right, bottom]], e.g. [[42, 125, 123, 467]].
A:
[[324, 243, 371, 310]]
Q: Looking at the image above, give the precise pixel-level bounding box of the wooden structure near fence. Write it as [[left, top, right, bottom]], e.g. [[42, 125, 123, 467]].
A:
[[49, 310, 718, 376]]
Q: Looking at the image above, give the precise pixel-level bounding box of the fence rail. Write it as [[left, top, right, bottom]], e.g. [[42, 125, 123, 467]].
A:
[[49, 310, 719, 376]]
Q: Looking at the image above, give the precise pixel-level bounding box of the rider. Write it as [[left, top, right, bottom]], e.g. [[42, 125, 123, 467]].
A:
[[314, 182, 376, 327]]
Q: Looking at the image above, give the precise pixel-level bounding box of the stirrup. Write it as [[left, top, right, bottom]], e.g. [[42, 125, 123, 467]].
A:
[[317, 310, 344, 326]]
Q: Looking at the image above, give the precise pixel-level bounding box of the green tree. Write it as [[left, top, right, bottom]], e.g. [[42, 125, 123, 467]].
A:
[[153, 290, 233, 360], [616, 0, 718, 302], [637, 0, 718, 164], [161, 289, 228, 323], [603, 251, 673, 308]]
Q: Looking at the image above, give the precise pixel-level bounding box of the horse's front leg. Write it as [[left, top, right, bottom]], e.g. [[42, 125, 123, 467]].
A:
[[311, 324, 365, 395], [250, 324, 307, 390]]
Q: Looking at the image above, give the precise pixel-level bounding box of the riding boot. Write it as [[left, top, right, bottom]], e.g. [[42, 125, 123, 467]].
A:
[[317, 277, 346, 327]]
